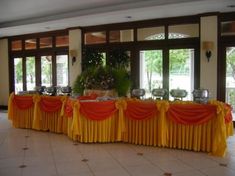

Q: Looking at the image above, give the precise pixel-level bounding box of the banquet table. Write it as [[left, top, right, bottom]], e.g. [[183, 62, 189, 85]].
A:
[[8, 93, 234, 157]]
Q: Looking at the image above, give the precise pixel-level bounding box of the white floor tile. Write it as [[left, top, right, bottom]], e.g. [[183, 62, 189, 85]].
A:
[[0, 112, 235, 176], [200, 166, 235, 176], [56, 161, 91, 175], [125, 164, 164, 176], [0, 166, 22, 176]]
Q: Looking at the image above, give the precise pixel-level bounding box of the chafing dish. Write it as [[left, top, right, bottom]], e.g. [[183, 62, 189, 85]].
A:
[[61, 86, 72, 96], [45, 86, 57, 96], [132, 89, 145, 99], [192, 89, 209, 104], [152, 88, 167, 99], [170, 89, 187, 100], [35, 86, 46, 94]]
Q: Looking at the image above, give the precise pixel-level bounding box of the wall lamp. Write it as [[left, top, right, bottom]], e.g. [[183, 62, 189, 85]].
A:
[[69, 49, 77, 65], [202, 41, 214, 62]]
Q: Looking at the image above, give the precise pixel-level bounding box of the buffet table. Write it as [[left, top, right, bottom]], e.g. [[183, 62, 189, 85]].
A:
[[8, 93, 234, 157]]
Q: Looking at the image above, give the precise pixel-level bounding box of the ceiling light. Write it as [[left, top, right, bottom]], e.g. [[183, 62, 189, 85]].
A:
[[227, 5, 235, 8], [125, 16, 132, 19]]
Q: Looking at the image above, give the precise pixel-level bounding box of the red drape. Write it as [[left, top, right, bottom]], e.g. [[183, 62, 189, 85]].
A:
[[40, 96, 62, 113], [13, 95, 34, 109], [64, 99, 74, 117], [125, 101, 157, 120], [167, 104, 217, 125], [80, 100, 117, 120], [224, 104, 233, 123]]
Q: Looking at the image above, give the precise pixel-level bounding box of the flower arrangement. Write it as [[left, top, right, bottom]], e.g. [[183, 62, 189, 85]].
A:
[[84, 66, 114, 90], [73, 47, 131, 96], [73, 66, 131, 97]]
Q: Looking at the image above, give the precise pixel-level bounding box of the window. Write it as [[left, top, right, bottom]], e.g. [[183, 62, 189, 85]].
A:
[[56, 35, 69, 47], [139, 50, 163, 98], [169, 49, 194, 100], [10, 31, 69, 93], [137, 26, 165, 41], [85, 31, 106, 44], [25, 39, 37, 50], [82, 17, 199, 99], [11, 40, 22, 51], [110, 29, 134, 42], [56, 55, 69, 86], [168, 24, 199, 39], [40, 37, 52, 48], [221, 21, 235, 36], [14, 58, 23, 93], [26, 56, 36, 90]]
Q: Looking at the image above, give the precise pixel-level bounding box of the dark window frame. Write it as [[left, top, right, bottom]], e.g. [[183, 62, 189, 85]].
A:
[[8, 30, 69, 93], [81, 15, 200, 93], [217, 12, 235, 101]]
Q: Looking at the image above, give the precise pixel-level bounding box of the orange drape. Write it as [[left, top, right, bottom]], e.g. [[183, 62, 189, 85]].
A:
[[125, 100, 158, 120], [13, 95, 34, 109], [64, 99, 74, 117], [224, 104, 233, 123], [79, 100, 117, 120], [40, 96, 62, 112], [167, 104, 217, 125]]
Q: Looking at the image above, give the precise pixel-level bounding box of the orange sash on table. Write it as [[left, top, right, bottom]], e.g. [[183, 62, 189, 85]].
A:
[[224, 104, 233, 123], [125, 100, 158, 120], [64, 99, 75, 117], [79, 100, 117, 120], [40, 96, 63, 112], [13, 95, 34, 109], [167, 104, 217, 125]]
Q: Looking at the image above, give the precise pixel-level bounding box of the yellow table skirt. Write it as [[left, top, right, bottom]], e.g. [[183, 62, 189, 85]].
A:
[[73, 114, 119, 143], [7, 94, 234, 157]]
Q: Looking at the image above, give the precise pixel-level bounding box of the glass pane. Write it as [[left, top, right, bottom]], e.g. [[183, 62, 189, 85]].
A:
[[168, 24, 199, 39], [169, 49, 194, 100], [137, 26, 165, 41], [84, 31, 106, 44], [56, 55, 68, 86], [41, 55, 52, 86], [11, 40, 22, 51], [110, 29, 134, 42], [139, 50, 163, 98], [25, 39, 36, 50], [40, 37, 52, 48], [56, 35, 69, 47], [226, 47, 235, 119], [221, 21, 235, 36], [26, 57, 36, 90], [14, 58, 23, 93]]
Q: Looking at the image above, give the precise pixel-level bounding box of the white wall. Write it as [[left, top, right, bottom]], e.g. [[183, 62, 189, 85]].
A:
[[200, 16, 218, 99], [0, 39, 9, 106], [69, 29, 82, 87]]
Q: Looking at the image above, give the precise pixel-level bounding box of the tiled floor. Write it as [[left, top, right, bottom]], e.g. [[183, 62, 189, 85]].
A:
[[1, 112, 235, 176]]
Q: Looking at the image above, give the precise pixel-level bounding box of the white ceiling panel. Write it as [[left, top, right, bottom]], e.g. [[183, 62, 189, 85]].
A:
[[0, 0, 234, 37]]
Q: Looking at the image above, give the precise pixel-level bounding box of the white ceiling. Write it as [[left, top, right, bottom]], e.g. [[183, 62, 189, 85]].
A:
[[0, 0, 234, 37]]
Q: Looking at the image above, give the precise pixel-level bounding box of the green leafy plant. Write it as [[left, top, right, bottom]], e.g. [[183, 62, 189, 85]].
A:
[[109, 48, 130, 68], [73, 66, 131, 96], [113, 67, 131, 97], [82, 48, 104, 69]]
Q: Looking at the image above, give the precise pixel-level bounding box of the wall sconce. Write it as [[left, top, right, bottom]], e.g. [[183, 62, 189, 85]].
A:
[[202, 41, 214, 62], [69, 49, 77, 65]]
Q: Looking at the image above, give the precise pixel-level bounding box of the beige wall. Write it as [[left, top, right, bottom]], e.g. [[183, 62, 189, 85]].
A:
[[0, 39, 9, 106], [200, 16, 218, 99], [69, 29, 82, 87]]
